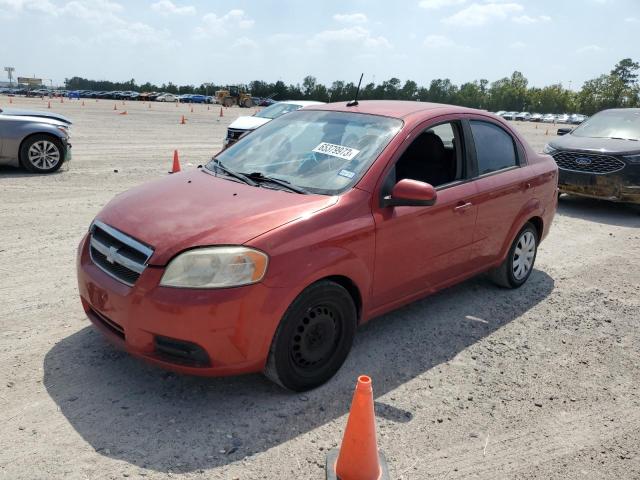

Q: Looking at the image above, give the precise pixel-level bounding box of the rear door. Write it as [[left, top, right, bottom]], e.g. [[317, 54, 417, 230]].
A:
[[464, 118, 532, 269]]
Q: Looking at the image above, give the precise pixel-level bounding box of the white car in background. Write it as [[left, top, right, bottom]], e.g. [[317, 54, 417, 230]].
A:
[[156, 93, 178, 102], [542, 114, 557, 123], [224, 100, 325, 147]]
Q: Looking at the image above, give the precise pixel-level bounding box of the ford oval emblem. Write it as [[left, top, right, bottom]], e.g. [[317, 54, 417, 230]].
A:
[[575, 157, 592, 165]]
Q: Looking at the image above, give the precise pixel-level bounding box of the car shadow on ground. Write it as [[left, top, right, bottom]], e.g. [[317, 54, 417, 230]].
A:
[[558, 195, 640, 227], [0, 165, 68, 178], [44, 270, 554, 473]]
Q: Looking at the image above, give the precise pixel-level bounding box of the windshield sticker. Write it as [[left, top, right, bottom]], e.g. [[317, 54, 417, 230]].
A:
[[338, 169, 356, 179], [312, 142, 360, 161]]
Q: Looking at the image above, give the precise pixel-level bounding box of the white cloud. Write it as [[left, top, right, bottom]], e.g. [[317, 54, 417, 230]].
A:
[[419, 0, 466, 9], [513, 14, 551, 24], [624, 16, 638, 23], [194, 9, 255, 38], [232, 37, 258, 49], [443, 2, 524, 26], [151, 0, 195, 16], [577, 44, 604, 54], [309, 26, 391, 49], [333, 13, 368, 24], [0, 0, 57, 14]]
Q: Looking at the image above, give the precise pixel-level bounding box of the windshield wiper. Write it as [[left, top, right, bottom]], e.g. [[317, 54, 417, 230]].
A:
[[211, 159, 257, 186], [242, 172, 309, 194]]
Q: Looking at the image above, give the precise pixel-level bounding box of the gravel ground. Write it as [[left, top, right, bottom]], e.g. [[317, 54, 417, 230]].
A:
[[1, 97, 639, 480]]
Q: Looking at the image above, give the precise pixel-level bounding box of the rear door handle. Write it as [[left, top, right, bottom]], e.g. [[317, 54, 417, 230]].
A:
[[454, 201, 473, 212]]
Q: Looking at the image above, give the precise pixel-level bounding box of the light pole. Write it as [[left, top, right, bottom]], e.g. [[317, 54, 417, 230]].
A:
[[4, 66, 15, 86]]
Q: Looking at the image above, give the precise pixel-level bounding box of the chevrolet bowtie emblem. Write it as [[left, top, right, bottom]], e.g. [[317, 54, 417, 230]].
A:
[[106, 246, 119, 264]]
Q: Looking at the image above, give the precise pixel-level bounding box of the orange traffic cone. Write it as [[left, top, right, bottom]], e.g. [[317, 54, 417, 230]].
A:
[[9, 97, 12, 104], [114, 104, 117, 111], [545, 129, 549, 136], [190, 106, 194, 113], [119, 110, 127, 115], [219, 106, 224, 117], [81, 100, 85, 106], [180, 115, 186, 125], [326, 376, 389, 480], [47, 101, 51, 109], [207, 105, 210, 111], [169, 150, 181, 173]]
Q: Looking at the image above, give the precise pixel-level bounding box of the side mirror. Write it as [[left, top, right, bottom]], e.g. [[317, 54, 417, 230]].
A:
[[382, 179, 437, 208], [557, 128, 572, 136]]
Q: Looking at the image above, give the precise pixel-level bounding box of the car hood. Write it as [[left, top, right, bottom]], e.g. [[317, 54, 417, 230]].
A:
[[95, 170, 338, 265], [0, 108, 72, 125], [228, 115, 271, 131], [550, 134, 640, 155]]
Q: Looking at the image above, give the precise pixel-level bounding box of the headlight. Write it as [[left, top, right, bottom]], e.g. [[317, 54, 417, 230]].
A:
[[160, 246, 268, 288], [542, 144, 557, 155], [623, 153, 640, 164]]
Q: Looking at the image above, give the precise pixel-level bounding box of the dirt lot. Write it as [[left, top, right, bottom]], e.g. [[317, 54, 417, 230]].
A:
[[1, 97, 639, 480]]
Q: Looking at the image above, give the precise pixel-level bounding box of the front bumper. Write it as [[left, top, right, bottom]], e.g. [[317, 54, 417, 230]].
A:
[[76, 234, 289, 376], [558, 165, 640, 204]]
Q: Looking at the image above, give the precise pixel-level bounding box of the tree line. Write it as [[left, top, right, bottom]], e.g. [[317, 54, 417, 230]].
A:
[[65, 58, 639, 116]]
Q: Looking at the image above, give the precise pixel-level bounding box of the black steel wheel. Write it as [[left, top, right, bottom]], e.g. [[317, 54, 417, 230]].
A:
[[264, 281, 356, 392]]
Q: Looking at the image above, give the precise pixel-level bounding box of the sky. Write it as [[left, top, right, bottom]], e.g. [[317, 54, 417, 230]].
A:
[[1, 0, 639, 90]]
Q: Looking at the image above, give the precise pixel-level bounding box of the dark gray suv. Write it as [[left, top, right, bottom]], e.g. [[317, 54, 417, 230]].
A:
[[544, 108, 640, 204]]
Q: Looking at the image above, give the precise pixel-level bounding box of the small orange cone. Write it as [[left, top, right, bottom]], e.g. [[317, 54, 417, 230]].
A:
[[47, 101, 51, 109], [169, 150, 181, 173], [326, 376, 389, 480], [81, 100, 85, 106], [114, 104, 117, 111], [9, 97, 12, 104], [190, 106, 194, 113], [545, 129, 549, 136], [207, 105, 210, 111], [180, 115, 186, 125], [219, 106, 224, 117], [119, 110, 127, 115]]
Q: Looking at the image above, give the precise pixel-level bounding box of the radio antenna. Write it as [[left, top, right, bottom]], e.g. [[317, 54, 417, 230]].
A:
[[347, 73, 364, 107]]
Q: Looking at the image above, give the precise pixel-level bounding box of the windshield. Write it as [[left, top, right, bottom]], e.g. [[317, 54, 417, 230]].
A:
[[255, 102, 303, 119], [208, 110, 403, 195], [572, 109, 640, 141]]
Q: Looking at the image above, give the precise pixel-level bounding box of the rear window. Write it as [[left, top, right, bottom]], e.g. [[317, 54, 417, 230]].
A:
[[470, 121, 518, 175]]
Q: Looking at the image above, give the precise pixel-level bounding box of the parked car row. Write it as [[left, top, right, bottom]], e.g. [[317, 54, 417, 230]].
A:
[[494, 110, 587, 125]]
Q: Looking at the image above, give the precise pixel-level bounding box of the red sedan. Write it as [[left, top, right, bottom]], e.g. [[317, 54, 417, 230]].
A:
[[77, 101, 558, 391]]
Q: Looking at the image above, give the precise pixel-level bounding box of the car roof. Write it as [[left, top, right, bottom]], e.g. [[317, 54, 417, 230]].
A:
[[281, 100, 325, 106], [305, 100, 479, 120]]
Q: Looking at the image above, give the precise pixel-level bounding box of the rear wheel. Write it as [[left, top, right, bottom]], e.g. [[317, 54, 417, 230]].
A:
[[489, 223, 538, 288], [223, 97, 234, 108], [20, 134, 64, 173], [264, 281, 356, 391]]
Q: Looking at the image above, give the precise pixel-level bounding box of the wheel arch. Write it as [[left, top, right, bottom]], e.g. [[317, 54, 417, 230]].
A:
[[323, 275, 363, 323]]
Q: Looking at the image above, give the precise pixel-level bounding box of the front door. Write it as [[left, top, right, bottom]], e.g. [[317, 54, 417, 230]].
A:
[[371, 118, 478, 309]]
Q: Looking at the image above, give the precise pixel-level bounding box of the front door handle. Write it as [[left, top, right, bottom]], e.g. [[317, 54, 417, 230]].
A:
[[454, 201, 473, 212]]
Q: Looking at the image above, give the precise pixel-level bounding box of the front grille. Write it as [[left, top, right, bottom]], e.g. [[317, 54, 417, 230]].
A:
[[227, 128, 247, 140], [552, 151, 626, 174], [89, 221, 154, 286]]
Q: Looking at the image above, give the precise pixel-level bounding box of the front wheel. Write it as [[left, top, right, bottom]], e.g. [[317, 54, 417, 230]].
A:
[[489, 223, 538, 288], [20, 134, 64, 173], [264, 281, 356, 391]]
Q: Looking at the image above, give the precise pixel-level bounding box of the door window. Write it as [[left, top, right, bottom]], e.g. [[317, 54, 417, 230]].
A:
[[469, 121, 518, 175], [393, 121, 464, 189]]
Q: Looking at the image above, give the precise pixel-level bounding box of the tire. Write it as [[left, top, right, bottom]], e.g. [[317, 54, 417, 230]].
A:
[[20, 134, 64, 173], [223, 98, 234, 108], [489, 222, 538, 289], [264, 281, 357, 392], [243, 98, 253, 108]]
